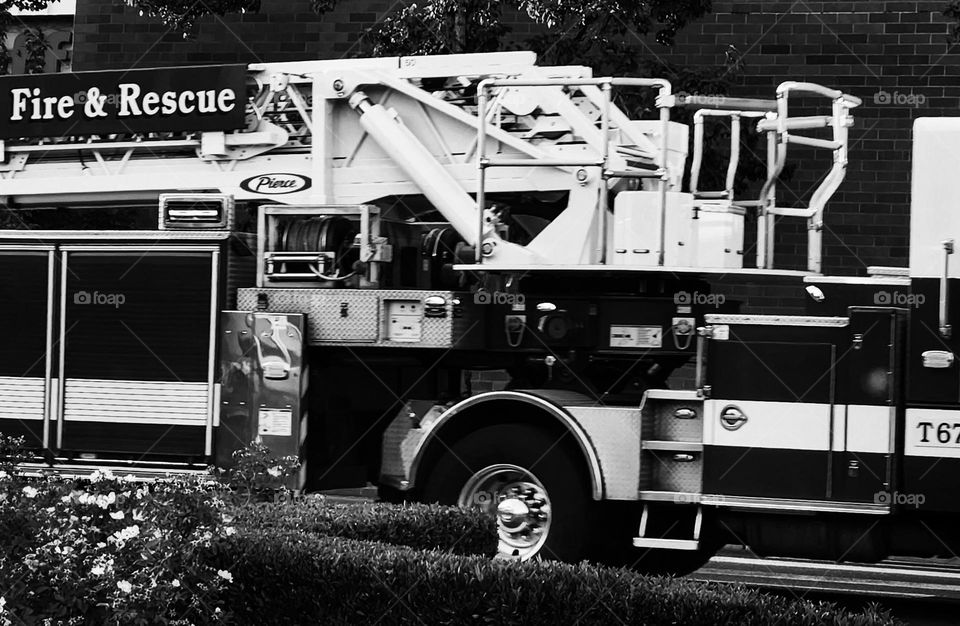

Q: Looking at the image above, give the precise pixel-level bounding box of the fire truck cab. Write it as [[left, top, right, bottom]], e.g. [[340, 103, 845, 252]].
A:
[[0, 51, 955, 567]]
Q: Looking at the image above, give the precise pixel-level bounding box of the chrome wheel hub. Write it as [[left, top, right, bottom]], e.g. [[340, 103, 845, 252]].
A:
[[458, 464, 553, 560]]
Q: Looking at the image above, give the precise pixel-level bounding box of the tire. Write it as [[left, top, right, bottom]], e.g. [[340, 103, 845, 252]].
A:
[[419, 423, 590, 562]]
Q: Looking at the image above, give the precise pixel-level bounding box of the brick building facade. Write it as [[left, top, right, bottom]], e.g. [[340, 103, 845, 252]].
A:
[[68, 1, 960, 294]]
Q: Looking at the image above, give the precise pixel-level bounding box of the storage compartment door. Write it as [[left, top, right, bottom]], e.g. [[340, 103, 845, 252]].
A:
[[58, 249, 217, 459], [0, 249, 54, 449]]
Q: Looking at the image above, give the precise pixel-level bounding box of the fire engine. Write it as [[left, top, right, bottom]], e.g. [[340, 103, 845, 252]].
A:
[[0, 50, 955, 569]]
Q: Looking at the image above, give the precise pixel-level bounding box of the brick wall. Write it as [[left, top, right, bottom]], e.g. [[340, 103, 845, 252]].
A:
[[70, 0, 960, 277], [71, 0, 395, 68]]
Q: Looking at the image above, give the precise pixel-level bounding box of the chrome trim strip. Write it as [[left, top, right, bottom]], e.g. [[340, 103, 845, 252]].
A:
[[0, 231, 232, 241], [43, 249, 55, 449], [704, 314, 849, 327], [643, 389, 702, 401], [0, 245, 57, 251], [406, 390, 604, 500], [700, 494, 890, 514], [451, 264, 814, 278], [867, 265, 909, 277], [59, 245, 222, 252], [206, 249, 219, 457], [56, 251, 68, 449], [803, 275, 910, 286]]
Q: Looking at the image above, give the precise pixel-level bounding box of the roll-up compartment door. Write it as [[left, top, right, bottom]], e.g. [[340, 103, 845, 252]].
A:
[[58, 248, 218, 459], [0, 249, 54, 449]]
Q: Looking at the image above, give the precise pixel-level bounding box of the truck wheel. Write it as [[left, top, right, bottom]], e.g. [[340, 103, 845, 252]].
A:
[[420, 423, 590, 562]]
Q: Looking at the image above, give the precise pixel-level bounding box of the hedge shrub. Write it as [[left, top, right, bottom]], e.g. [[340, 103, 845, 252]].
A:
[[207, 529, 901, 626], [230, 498, 497, 557]]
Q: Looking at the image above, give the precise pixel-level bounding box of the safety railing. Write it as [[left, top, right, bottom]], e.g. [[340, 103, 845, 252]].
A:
[[684, 82, 860, 273], [757, 82, 861, 272]]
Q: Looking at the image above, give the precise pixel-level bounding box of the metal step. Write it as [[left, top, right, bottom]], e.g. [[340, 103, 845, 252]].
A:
[[632, 503, 703, 551], [641, 440, 703, 452]]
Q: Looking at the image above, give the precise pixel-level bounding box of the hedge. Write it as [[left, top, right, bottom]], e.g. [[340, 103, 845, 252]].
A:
[[230, 498, 497, 557], [206, 529, 902, 626]]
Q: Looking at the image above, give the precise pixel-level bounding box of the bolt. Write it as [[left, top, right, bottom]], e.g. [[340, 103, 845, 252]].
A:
[[333, 79, 344, 92]]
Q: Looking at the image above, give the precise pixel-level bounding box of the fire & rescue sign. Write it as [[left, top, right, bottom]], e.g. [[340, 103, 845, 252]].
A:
[[0, 64, 247, 138]]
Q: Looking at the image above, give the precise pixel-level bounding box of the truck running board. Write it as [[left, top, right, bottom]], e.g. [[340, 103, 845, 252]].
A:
[[632, 503, 703, 551]]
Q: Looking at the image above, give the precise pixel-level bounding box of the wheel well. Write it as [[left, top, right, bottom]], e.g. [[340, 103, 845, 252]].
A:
[[411, 397, 602, 499]]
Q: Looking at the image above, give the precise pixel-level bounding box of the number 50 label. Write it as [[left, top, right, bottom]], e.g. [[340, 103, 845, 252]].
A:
[[906, 408, 960, 458]]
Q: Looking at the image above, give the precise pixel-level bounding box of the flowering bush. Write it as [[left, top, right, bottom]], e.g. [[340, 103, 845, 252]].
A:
[[214, 440, 300, 503], [0, 466, 235, 625]]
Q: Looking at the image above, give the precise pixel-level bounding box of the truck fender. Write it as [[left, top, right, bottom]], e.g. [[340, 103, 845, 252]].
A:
[[385, 390, 605, 500]]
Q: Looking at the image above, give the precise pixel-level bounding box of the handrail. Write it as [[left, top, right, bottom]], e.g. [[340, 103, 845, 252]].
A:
[[755, 81, 859, 272], [690, 109, 766, 204]]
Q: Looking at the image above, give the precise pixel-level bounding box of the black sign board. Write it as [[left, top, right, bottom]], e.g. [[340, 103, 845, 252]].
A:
[[0, 64, 247, 139]]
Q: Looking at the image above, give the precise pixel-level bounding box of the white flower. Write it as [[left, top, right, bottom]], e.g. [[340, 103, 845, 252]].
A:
[[224, 526, 236, 536], [0, 470, 9, 480], [109, 525, 140, 548], [171, 579, 180, 588], [217, 570, 233, 583], [21, 486, 38, 499], [117, 580, 132, 594], [90, 565, 105, 576], [266, 466, 281, 478], [109, 511, 124, 520], [61, 495, 72, 503]]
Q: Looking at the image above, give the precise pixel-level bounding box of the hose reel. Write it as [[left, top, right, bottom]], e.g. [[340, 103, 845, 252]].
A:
[[265, 216, 359, 281]]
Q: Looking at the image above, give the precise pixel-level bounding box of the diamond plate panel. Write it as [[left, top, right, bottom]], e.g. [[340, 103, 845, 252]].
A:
[[237, 288, 482, 348], [651, 400, 703, 442], [566, 406, 642, 500], [649, 450, 703, 492]]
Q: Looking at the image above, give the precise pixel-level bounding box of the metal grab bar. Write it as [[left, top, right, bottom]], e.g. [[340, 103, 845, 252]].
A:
[[689, 109, 766, 209], [755, 81, 860, 272], [756, 115, 842, 132], [941, 239, 954, 339]]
